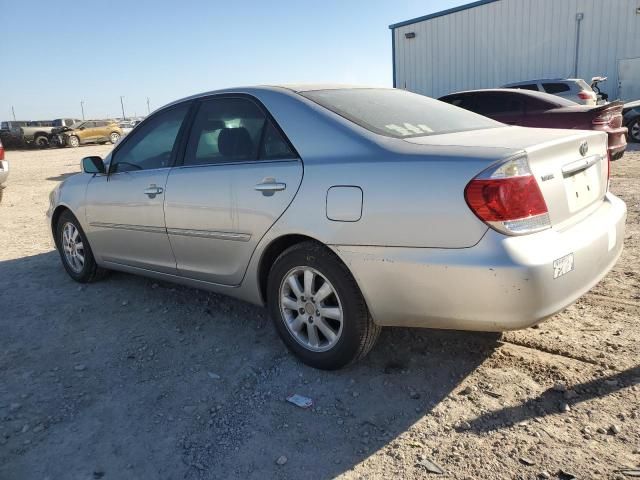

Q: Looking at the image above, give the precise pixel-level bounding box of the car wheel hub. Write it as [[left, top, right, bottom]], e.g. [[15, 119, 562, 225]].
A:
[[62, 222, 85, 273], [279, 266, 343, 352]]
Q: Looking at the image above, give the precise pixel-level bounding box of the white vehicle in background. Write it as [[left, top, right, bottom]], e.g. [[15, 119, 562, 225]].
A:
[[0, 138, 8, 202], [118, 120, 142, 137], [503, 78, 598, 106]]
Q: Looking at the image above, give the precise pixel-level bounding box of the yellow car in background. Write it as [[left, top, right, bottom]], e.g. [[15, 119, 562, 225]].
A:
[[54, 120, 123, 147]]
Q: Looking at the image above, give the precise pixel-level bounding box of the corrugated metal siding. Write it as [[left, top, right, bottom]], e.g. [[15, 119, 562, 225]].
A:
[[393, 0, 640, 100]]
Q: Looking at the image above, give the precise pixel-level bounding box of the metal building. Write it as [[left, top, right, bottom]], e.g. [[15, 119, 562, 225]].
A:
[[390, 0, 640, 101]]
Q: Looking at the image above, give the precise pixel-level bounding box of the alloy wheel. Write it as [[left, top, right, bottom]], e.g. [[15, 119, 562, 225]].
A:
[[110, 132, 120, 143], [279, 266, 344, 352], [62, 222, 85, 273]]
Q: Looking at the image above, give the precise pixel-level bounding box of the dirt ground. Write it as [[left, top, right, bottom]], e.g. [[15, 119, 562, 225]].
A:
[[0, 143, 638, 480]]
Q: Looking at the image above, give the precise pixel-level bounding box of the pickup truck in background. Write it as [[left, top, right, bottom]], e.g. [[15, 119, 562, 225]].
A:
[[18, 118, 80, 147]]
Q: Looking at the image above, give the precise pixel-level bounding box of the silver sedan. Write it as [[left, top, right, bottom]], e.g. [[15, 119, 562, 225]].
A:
[[47, 85, 627, 369]]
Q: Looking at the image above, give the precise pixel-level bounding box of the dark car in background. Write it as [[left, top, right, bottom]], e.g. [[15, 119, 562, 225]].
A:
[[623, 100, 640, 143], [440, 89, 627, 160]]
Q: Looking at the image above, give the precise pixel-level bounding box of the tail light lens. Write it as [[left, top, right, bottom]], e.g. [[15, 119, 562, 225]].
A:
[[465, 156, 550, 235], [0, 141, 4, 161], [578, 90, 594, 100]]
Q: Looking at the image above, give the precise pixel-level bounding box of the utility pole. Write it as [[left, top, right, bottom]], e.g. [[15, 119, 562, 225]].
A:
[[11, 106, 16, 121], [146, 97, 150, 115], [119, 96, 126, 120], [80, 100, 85, 120]]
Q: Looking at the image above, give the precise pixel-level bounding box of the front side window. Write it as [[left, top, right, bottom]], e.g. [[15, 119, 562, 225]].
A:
[[111, 103, 189, 173], [301, 88, 500, 138]]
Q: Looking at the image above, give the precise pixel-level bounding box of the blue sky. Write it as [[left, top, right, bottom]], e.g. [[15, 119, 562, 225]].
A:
[[2, 0, 463, 120]]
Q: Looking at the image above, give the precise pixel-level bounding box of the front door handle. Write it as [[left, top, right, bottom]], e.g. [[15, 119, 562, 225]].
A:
[[144, 184, 164, 198], [255, 178, 286, 196]]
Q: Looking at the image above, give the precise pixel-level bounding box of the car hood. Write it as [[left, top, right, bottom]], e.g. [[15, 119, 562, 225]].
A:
[[401, 125, 601, 151]]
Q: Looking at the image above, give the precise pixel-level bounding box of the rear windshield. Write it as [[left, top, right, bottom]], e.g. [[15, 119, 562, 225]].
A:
[[300, 88, 502, 139]]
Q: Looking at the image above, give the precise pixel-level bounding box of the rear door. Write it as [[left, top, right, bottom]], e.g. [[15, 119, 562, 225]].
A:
[[164, 95, 303, 285]]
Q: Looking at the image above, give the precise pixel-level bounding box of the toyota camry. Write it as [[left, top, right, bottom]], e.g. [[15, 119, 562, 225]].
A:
[[47, 85, 627, 369]]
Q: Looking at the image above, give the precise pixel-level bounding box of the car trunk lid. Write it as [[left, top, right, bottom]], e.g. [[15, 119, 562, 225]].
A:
[[403, 126, 609, 232]]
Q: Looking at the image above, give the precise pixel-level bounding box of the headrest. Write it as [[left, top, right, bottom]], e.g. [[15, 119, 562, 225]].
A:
[[218, 127, 253, 157]]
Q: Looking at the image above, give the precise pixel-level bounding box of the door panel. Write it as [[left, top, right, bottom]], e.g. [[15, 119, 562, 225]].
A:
[[86, 169, 177, 273], [165, 160, 302, 284]]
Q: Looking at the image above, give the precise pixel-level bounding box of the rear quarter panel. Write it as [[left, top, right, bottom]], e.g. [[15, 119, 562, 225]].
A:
[[270, 144, 515, 249]]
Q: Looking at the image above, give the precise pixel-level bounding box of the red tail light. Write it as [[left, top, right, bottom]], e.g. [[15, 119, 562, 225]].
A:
[[465, 156, 550, 235], [578, 90, 593, 100], [0, 140, 4, 161]]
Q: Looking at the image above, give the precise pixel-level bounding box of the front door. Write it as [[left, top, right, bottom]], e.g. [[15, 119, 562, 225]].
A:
[[85, 102, 191, 273], [164, 96, 303, 285]]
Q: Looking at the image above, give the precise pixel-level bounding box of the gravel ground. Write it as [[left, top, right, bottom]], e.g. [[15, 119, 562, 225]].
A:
[[0, 144, 638, 480]]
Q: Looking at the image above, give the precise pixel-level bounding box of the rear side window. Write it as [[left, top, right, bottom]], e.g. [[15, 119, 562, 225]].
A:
[[301, 88, 500, 138], [542, 83, 570, 94], [473, 93, 524, 116], [524, 96, 555, 112], [260, 121, 296, 160], [184, 97, 296, 166], [441, 95, 476, 111]]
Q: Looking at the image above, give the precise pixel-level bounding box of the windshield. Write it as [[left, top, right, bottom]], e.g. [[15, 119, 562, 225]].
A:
[[71, 122, 85, 129], [300, 88, 502, 139]]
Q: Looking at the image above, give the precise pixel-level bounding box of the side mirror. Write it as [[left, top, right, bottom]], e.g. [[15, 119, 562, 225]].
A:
[[79, 127, 85, 130], [82, 156, 106, 174]]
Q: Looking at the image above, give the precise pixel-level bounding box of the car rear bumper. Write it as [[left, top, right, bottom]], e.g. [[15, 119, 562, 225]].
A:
[[332, 192, 626, 331], [606, 126, 628, 160]]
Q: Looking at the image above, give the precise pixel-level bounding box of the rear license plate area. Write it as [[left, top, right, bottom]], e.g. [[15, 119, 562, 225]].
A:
[[553, 253, 574, 279], [565, 165, 600, 212]]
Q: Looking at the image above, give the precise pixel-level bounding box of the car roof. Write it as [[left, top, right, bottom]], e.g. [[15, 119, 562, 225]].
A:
[[441, 88, 578, 106], [161, 84, 394, 111]]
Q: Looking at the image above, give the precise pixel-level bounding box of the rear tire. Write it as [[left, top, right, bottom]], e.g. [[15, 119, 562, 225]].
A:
[[56, 210, 108, 283], [267, 241, 380, 370], [109, 132, 121, 144], [34, 135, 49, 148]]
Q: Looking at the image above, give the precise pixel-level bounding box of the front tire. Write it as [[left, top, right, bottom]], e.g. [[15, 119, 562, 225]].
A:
[[67, 135, 80, 148], [267, 241, 380, 370], [109, 132, 121, 144], [56, 210, 108, 283]]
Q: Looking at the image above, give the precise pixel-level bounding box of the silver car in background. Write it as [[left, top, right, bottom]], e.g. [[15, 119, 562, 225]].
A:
[[47, 85, 626, 369], [503, 78, 598, 106]]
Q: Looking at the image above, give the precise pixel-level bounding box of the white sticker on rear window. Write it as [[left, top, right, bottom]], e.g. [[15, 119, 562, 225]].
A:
[[553, 254, 574, 279]]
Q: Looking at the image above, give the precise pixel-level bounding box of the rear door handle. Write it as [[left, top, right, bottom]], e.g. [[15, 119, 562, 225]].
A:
[[254, 178, 286, 196], [143, 184, 164, 198]]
